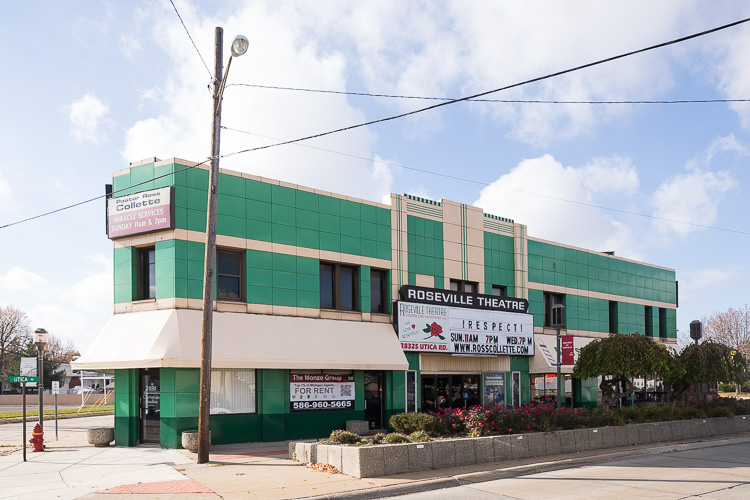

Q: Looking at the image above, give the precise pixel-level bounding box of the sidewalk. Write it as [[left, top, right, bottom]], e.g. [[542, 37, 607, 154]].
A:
[[2, 415, 749, 499]]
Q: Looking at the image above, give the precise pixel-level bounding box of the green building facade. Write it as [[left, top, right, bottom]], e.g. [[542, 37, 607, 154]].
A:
[[75, 157, 677, 448]]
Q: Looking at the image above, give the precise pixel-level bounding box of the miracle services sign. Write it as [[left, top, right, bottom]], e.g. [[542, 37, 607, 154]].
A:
[[396, 286, 534, 356], [107, 187, 174, 239]]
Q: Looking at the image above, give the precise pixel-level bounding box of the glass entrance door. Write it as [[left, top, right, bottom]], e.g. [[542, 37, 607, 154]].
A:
[[364, 371, 385, 429], [139, 369, 160, 444]]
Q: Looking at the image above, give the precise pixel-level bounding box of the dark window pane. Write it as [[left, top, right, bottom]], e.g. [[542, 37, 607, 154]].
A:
[[464, 282, 476, 293], [320, 264, 334, 309], [449, 280, 460, 291], [217, 276, 240, 299], [216, 250, 242, 301], [138, 247, 156, 300], [340, 266, 355, 310], [370, 270, 385, 313], [218, 251, 241, 275], [492, 285, 506, 297]]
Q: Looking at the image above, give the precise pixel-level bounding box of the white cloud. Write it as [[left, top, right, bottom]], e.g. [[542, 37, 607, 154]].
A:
[[474, 154, 643, 257], [0, 173, 11, 210], [123, 1, 391, 202], [0, 259, 112, 350], [118, 35, 142, 59], [652, 135, 742, 238], [69, 94, 112, 144], [678, 268, 739, 303]]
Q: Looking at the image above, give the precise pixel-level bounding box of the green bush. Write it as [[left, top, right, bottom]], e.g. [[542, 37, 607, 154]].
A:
[[590, 409, 625, 427], [383, 432, 410, 444], [707, 406, 734, 418], [409, 430, 431, 442], [328, 429, 361, 444], [673, 406, 707, 420], [389, 412, 443, 434]]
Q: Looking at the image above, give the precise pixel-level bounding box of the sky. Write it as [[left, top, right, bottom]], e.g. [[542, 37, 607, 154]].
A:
[[1, 1, 750, 351]]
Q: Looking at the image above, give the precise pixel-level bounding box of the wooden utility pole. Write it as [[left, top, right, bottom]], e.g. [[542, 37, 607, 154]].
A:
[[198, 26, 224, 465]]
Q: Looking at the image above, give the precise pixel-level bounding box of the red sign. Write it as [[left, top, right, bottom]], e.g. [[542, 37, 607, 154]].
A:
[[561, 335, 575, 365]]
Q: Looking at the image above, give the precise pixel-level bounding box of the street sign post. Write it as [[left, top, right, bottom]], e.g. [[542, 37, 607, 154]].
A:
[[12, 376, 39, 459], [10, 376, 38, 384], [52, 381, 60, 440]]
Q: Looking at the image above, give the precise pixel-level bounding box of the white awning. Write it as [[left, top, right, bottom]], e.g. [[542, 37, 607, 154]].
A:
[[528, 334, 597, 374], [72, 309, 408, 371]]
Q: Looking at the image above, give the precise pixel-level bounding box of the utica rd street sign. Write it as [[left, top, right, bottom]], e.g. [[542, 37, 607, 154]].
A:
[[10, 376, 38, 383]]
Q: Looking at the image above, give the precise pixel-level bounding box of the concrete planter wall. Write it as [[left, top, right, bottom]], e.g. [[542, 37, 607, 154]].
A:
[[290, 416, 750, 478]]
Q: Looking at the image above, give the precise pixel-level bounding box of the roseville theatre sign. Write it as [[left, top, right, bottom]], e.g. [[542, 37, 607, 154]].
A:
[[395, 286, 534, 356], [107, 187, 174, 239]]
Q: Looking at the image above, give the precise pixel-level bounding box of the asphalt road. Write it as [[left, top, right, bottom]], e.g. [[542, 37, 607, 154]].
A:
[[381, 440, 750, 499]]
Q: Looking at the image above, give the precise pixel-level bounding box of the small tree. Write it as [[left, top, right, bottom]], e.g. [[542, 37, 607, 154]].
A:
[[664, 340, 748, 418], [0, 305, 31, 379], [572, 333, 673, 409], [702, 306, 750, 394], [1, 340, 67, 391]]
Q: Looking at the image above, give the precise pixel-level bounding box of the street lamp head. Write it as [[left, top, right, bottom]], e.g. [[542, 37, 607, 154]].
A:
[[34, 328, 49, 347], [231, 35, 249, 57]]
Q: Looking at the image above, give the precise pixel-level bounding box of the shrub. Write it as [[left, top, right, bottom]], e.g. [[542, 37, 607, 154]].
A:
[[389, 412, 443, 434], [590, 409, 625, 427], [383, 432, 410, 444], [328, 430, 361, 444], [707, 406, 734, 418], [372, 432, 388, 444], [409, 430, 431, 442], [673, 406, 707, 420]]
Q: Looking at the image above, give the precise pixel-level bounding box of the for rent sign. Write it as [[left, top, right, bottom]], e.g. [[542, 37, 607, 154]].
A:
[[396, 300, 534, 355], [107, 187, 174, 239], [289, 373, 355, 412]]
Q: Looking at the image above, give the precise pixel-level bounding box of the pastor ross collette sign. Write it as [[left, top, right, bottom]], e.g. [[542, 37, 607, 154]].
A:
[[396, 286, 534, 356], [107, 187, 174, 239]]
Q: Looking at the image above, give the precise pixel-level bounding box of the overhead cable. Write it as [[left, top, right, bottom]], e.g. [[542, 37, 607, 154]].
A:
[[228, 83, 750, 105]]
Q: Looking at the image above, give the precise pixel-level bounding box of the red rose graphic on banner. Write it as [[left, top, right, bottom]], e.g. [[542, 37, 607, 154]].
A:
[[423, 322, 445, 340]]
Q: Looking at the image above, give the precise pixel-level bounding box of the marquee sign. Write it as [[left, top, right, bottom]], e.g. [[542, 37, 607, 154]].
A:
[[399, 285, 528, 313], [396, 297, 535, 356], [107, 187, 174, 239]]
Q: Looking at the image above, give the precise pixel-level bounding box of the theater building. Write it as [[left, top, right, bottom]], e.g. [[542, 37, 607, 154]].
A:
[[74, 157, 678, 447]]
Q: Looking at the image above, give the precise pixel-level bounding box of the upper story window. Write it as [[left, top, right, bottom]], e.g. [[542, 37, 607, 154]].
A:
[[543, 292, 565, 327], [491, 285, 507, 297], [370, 269, 388, 314], [137, 246, 155, 300], [320, 263, 357, 311], [217, 249, 243, 301], [450, 279, 477, 293]]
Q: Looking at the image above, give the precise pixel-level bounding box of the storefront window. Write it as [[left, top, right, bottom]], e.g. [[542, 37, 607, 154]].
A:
[[406, 371, 417, 412], [420, 374, 480, 411], [530, 373, 573, 405], [210, 368, 256, 414]]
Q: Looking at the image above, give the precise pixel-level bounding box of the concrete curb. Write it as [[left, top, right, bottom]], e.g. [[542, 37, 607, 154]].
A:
[[300, 433, 750, 500]]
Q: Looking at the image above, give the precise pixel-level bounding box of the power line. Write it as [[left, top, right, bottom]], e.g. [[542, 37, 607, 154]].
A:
[[220, 16, 750, 161], [4, 17, 750, 232], [0, 160, 210, 230], [221, 125, 750, 236], [228, 83, 750, 105], [168, 0, 213, 81]]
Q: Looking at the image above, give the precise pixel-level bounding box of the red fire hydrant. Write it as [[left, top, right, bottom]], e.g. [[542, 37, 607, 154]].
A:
[[29, 424, 44, 452]]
